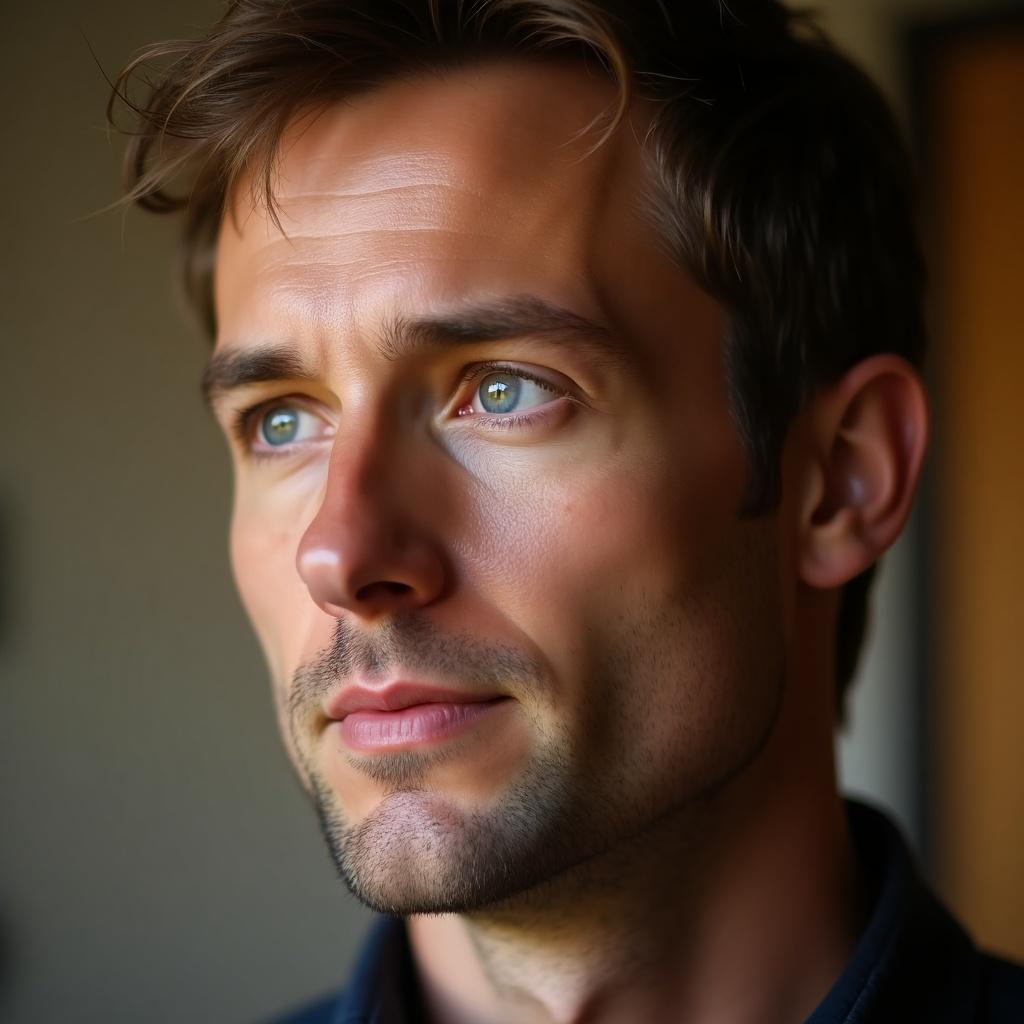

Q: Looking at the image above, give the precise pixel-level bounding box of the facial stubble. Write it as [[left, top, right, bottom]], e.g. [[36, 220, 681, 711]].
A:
[[289, 616, 612, 916], [284, 527, 786, 918]]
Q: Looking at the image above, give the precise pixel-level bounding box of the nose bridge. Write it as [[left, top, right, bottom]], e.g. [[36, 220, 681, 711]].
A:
[[296, 407, 448, 619], [319, 409, 397, 531]]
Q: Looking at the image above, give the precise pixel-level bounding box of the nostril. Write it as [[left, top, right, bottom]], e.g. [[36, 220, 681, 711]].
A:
[[354, 580, 414, 603]]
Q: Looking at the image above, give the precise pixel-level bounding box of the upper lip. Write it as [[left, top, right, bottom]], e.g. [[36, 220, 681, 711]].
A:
[[324, 683, 506, 721]]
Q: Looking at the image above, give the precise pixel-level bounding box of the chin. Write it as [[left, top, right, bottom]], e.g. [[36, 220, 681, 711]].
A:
[[307, 753, 612, 915]]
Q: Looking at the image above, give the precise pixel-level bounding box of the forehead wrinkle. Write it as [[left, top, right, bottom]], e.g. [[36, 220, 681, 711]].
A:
[[218, 66, 659, 366], [269, 229, 506, 247], [252, 187, 515, 252], [230, 161, 489, 230], [278, 144, 470, 185], [247, 220, 584, 293], [254, 245, 543, 280], [275, 181, 487, 205], [271, 151, 490, 222], [276, 108, 588, 192], [241, 249, 595, 341], [270, 117, 610, 224], [254, 261, 594, 332]]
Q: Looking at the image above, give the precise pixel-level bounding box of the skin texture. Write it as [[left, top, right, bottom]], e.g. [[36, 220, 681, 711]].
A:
[[210, 60, 928, 1024]]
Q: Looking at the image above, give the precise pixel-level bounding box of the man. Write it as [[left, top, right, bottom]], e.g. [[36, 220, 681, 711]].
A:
[[110, 1, 1024, 1021]]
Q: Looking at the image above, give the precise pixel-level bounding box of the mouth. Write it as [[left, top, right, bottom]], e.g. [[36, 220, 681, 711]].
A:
[[324, 683, 513, 753]]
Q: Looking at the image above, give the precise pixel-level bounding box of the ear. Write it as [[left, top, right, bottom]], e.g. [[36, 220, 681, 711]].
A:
[[796, 355, 929, 589]]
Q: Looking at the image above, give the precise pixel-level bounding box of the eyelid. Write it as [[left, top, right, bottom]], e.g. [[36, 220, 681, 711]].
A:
[[454, 361, 570, 406]]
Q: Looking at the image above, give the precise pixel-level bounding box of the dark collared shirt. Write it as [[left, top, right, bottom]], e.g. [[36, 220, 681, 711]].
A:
[[273, 801, 1024, 1023]]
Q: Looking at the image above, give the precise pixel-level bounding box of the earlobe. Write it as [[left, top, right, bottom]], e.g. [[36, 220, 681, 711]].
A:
[[798, 355, 929, 589]]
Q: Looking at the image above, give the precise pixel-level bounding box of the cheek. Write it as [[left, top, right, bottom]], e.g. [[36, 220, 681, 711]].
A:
[[454, 420, 783, 788], [229, 488, 320, 685], [459, 411, 747, 626]]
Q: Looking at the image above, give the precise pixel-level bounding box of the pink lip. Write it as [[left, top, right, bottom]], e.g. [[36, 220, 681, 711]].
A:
[[324, 683, 506, 721], [335, 698, 511, 752], [322, 683, 512, 752]]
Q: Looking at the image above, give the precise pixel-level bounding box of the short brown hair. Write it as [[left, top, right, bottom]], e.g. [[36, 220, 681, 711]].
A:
[[109, 0, 926, 718]]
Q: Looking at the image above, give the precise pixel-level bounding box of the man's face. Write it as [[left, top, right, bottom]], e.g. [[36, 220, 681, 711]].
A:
[[211, 61, 787, 914]]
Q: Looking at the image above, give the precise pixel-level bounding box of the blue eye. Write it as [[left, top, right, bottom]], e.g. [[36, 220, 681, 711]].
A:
[[261, 408, 299, 445], [474, 371, 556, 415], [256, 405, 325, 447], [479, 373, 520, 413]]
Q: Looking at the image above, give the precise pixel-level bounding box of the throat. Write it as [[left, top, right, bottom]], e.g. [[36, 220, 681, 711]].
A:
[[406, 791, 868, 1024]]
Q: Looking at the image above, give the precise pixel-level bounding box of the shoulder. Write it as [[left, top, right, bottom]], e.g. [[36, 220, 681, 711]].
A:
[[260, 915, 412, 1023], [977, 951, 1024, 1022], [262, 989, 344, 1023]]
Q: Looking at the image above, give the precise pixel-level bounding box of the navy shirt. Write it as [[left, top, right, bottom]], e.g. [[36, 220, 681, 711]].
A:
[[272, 801, 1024, 1023]]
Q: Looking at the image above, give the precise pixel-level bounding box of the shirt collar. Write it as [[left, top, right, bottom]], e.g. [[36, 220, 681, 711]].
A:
[[807, 799, 979, 1023], [333, 912, 417, 1024]]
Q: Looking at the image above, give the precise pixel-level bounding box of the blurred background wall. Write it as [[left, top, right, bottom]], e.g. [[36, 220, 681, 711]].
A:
[[1, 1, 1021, 1020]]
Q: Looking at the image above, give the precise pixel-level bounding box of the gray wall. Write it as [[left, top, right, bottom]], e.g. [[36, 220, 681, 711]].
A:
[[1, 4, 372, 1022], [0, 1, 991, 1021]]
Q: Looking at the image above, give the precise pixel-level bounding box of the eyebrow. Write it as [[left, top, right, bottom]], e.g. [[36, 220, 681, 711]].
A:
[[201, 345, 318, 409], [379, 295, 614, 362], [201, 294, 618, 409]]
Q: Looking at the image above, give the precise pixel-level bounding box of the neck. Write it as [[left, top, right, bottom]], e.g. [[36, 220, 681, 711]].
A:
[[407, 696, 868, 1024]]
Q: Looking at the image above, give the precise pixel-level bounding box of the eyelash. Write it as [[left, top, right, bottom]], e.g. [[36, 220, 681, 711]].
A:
[[230, 361, 572, 459]]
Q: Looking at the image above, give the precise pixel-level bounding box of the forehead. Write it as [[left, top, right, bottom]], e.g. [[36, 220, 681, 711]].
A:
[[214, 60, 669, 348]]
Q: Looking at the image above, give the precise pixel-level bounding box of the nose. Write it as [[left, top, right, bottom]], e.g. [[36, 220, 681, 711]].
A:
[[296, 436, 448, 621]]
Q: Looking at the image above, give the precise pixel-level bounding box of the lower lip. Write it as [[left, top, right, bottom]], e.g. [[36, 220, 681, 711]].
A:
[[336, 698, 511, 752]]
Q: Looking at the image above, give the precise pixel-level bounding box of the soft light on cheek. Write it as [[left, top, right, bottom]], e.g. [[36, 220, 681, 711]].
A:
[[499, 459, 746, 666], [228, 500, 316, 686]]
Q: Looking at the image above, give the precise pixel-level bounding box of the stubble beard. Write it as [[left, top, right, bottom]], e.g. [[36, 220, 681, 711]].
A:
[[307, 736, 619, 916], [289, 616, 629, 916], [285, 563, 785, 918]]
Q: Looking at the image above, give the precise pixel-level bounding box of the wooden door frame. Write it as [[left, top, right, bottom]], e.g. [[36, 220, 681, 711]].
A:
[[903, 0, 1024, 913]]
